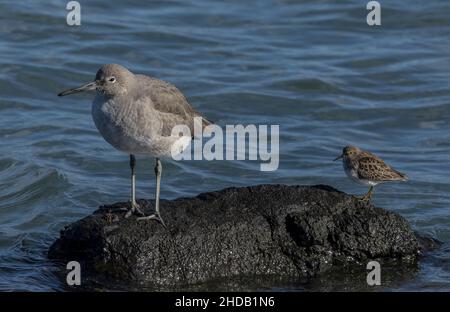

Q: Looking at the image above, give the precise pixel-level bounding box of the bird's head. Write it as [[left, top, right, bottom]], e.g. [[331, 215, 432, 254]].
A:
[[334, 145, 361, 161], [58, 64, 135, 98]]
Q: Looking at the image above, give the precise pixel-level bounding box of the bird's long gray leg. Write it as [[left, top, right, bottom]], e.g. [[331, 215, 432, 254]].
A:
[[125, 154, 144, 218], [137, 158, 166, 227]]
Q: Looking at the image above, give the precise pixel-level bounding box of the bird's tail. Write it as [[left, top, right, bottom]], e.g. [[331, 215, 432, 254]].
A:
[[394, 169, 408, 181], [191, 115, 215, 139], [202, 116, 213, 128]]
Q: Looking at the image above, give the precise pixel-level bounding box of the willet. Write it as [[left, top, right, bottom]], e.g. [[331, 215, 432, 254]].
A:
[[334, 145, 407, 201], [58, 64, 211, 226]]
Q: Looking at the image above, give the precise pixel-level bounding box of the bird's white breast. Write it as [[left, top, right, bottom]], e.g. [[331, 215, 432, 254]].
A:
[[343, 160, 378, 186]]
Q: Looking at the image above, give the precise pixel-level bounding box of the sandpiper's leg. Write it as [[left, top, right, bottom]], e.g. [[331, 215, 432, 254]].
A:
[[125, 154, 144, 218], [137, 158, 166, 227], [355, 186, 374, 201]]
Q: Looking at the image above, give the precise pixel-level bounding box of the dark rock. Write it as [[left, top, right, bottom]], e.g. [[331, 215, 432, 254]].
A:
[[48, 184, 427, 288]]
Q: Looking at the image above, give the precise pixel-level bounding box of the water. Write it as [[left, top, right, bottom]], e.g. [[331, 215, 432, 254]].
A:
[[0, 0, 449, 291]]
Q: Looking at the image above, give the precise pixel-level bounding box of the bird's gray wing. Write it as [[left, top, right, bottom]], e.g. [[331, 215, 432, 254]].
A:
[[135, 75, 211, 136]]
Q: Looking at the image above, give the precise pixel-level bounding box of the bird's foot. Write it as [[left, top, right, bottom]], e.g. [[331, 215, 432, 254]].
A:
[[137, 213, 166, 228], [125, 201, 145, 218]]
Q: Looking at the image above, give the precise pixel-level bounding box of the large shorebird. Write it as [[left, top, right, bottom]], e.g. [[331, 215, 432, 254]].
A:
[[58, 64, 211, 226], [334, 145, 408, 201]]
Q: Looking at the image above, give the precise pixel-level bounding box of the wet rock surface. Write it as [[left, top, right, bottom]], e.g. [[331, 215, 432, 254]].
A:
[[48, 184, 433, 288]]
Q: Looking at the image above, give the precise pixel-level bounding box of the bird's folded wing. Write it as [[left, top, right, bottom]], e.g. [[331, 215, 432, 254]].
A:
[[137, 75, 212, 136], [357, 156, 406, 181]]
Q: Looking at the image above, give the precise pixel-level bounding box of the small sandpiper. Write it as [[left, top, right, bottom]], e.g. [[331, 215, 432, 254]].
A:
[[334, 145, 408, 201]]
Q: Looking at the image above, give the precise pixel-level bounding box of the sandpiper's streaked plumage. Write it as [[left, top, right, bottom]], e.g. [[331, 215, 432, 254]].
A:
[[58, 64, 211, 226], [334, 145, 408, 201]]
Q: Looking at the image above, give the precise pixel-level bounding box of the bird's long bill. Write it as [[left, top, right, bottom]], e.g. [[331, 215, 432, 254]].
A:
[[58, 81, 97, 96], [333, 154, 343, 161]]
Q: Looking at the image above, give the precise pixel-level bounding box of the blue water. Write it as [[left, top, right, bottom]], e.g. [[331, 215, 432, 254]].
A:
[[0, 0, 449, 291]]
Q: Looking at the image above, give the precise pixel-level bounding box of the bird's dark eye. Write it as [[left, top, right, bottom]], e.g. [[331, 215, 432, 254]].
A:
[[109, 77, 116, 82]]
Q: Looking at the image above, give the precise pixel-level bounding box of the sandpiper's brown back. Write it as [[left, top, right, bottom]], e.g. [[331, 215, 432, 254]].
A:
[[355, 150, 408, 182]]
